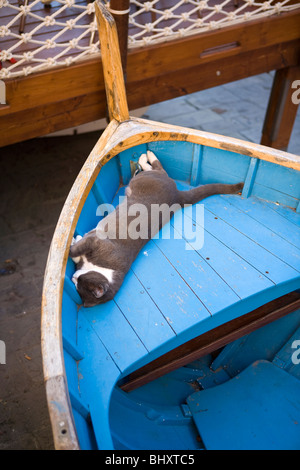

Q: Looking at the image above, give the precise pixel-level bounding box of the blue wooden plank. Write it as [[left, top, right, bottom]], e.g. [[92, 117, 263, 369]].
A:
[[211, 309, 300, 377], [195, 224, 273, 299], [131, 239, 211, 335], [153, 234, 239, 314], [63, 336, 83, 361], [118, 144, 147, 185], [260, 200, 300, 228], [147, 140, 194, 182], [228, 195, 300, 250], [185, 205, 298, 285], [77, 312, 120, 450], [114, 270, 176, 353], [203, 194, 300, 272], [190, 144, 203, 186], [76, 189, 100, 236], [95, 156, 121, 203], [64, 275, 82, 305], [242, 157, 259, 198], [252, 159, 300, 206], [169, 194, 274, 298], [187, 360, 300, 450], [61, 290, 78, 346], [200, 147, 250, 185], [81, 300, 148, 373]]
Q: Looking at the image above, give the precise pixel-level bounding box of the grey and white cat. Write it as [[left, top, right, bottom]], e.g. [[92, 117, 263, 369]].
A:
[[70, 150, 243, 307]]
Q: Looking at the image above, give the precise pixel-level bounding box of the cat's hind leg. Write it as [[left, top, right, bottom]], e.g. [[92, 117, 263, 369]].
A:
[[147, 150, 164, 171], [138, 153, 152, 171]]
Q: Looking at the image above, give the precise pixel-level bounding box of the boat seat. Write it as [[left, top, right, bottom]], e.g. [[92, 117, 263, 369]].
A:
[[186, 360, 300, 450]]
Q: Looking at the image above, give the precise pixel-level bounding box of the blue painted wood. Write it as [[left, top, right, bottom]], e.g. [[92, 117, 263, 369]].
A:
[[251, 159, 300, 209], [200, 147, 250, 185], [110, 387, 202, 450], [114, 271, 176, 352], [202, 194, 300, 271], [190, 144, 203, 186], [76, 189, 100, 236], [61, 290, 77, 346], [95, 156, 121, 203], [182, 202, 298, 285], [210, 308, 300, 377], [153, 234, 239, 314], [77, 312, 120, 450], [228, 195, 300, 250], [81, 300, 148, 373], [118, 144, 147, 185], [147, 140, 194, 182], [69, 389, 90, 420], [63, 336, 83, 361], [242, 157, 259, 198], [263, 200, 300, 227], [64, 275, 82, 305], [272, 320, 300, 380], [130, 239, 211, 335], [187, 360, 300, 450]]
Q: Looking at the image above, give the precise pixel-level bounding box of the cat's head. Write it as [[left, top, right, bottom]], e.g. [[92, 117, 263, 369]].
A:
[[75, 271, 111, 307]]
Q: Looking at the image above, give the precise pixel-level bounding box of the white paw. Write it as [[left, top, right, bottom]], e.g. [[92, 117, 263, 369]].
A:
[[147, 150, 158, 164], [138, 153, 152, 171], [71, 235, 82, 245]]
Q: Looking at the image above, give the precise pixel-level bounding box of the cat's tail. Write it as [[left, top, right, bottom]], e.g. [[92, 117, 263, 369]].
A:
[[179, 182, 244, 206]]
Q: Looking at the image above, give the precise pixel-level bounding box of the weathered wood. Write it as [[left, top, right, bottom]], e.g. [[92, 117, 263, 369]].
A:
[[261, 66, 300, 150], [1, 10, 300, 146], [95, 1, 129, 122], [121, 291, 300, 392], [109, 0, 130, 78]]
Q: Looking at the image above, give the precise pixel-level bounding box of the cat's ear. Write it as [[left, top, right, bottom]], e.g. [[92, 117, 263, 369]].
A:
[[92, 284, 108, 299]]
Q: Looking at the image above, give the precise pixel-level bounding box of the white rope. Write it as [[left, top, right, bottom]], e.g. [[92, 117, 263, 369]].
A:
[[0, 0, 299, 79], [108, 6, 131, 15]]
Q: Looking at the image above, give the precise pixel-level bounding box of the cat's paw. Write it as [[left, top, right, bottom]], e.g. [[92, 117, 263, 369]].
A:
[[147, 150, 158, 164], [71, 235, 82, 246], [138, 153, 152, 171]]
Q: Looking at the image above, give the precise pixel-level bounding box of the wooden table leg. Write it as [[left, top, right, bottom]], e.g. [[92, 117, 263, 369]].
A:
[[261, 66, 300, 151]]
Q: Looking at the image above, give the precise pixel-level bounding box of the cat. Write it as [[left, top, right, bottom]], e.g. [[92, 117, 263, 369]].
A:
[[70, 150, 244, 307]]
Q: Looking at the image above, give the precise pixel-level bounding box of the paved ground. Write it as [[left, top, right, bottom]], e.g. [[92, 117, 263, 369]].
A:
[[0, 72, 299, 450]]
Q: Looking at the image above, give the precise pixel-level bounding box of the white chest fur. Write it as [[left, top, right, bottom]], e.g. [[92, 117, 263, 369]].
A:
[[72, 255, 115, 287]]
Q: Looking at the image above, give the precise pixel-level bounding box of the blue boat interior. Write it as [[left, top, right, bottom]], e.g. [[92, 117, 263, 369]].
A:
[[61, 140, 300, 449]]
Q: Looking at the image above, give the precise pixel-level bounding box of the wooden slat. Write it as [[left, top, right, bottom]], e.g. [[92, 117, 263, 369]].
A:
[[228, 196, 300, 250], [182, 200, 298, 285], [121, 291, 300, 392], [202, 195, 300, 271]]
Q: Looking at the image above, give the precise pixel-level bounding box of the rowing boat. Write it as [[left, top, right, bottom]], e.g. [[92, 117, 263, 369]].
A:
[[41, 1, 300, 450]]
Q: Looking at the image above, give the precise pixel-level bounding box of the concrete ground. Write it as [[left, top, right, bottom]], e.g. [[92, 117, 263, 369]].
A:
[[0, 72, 299, 450]]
